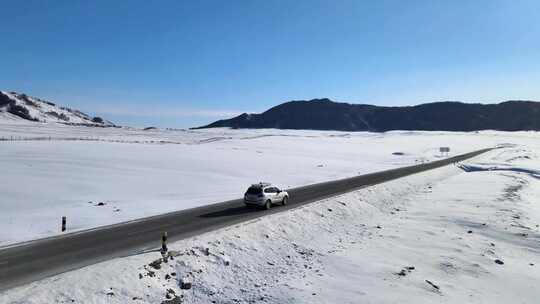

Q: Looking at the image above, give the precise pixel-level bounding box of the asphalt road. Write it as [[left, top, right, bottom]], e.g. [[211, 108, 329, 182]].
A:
[[0, 148, 491, 292]]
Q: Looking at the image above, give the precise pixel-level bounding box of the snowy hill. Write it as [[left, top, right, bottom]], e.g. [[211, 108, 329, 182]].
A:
[[0, 91, 114, 126]]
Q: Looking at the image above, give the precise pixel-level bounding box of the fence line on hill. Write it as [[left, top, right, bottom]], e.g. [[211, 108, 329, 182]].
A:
[[0, 136, 185, 145]]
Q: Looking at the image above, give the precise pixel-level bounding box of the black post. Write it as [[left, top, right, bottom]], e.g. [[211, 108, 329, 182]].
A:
[[61, 216, 66, 232], [161, 231, 168, 261]]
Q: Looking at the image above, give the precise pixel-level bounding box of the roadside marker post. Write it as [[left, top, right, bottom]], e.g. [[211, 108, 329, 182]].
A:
[[61, 216, 66, 232], [161, 232, 168, 262]]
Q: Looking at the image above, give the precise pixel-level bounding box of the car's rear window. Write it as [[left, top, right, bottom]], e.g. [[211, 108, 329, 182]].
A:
[[246, 187, 262, 194]]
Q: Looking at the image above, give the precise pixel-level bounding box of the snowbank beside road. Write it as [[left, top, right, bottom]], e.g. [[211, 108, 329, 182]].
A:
[[2, 146, 539, 303]]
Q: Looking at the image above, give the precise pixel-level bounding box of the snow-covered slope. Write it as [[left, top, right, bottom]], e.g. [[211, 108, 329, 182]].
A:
[[0, 91, 113, 126], [2, 146, 539, 303], [1, 127, 539, 245]]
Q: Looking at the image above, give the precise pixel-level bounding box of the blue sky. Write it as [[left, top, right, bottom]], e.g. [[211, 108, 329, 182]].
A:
[[2, 0, 540, 128]]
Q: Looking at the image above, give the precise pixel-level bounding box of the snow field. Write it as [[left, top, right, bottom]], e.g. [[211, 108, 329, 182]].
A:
[[2, 125, 530, 245], [2, 144, 539, 303]]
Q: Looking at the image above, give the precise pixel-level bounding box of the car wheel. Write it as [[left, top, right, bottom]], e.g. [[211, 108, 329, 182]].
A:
[[264, 200, 272, 210], [282, 196, 288, 206]]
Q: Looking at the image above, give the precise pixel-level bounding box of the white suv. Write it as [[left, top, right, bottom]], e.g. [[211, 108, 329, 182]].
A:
[[244, 183, 289, 210]]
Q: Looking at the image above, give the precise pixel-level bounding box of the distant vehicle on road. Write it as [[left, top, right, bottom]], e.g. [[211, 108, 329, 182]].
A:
[[244, 183, 289, 210]]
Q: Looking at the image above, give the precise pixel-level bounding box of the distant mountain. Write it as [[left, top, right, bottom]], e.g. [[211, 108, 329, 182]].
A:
[[0, 91, 114, 126], [196, 98, 540, 132]]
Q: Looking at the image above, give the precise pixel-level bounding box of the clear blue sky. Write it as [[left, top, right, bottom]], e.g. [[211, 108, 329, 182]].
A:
[[2, 0, 540, 128]]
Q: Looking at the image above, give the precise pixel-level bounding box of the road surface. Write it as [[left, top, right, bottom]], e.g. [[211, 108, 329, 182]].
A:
[[0, 148, 491, 291]]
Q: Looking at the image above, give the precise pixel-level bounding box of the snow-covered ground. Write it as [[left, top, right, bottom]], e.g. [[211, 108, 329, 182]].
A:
[[2, 142, 539, 303], [1, 120, 539, 245]]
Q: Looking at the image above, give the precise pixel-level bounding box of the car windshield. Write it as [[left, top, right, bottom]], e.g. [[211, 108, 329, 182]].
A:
[[246, 187, 262, 195]]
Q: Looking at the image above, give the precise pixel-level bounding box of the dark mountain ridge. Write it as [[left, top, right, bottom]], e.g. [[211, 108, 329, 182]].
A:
[[197, 98, 540, 132]]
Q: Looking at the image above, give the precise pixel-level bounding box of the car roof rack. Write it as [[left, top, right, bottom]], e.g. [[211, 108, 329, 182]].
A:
[[251, 182, 271, 188]]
